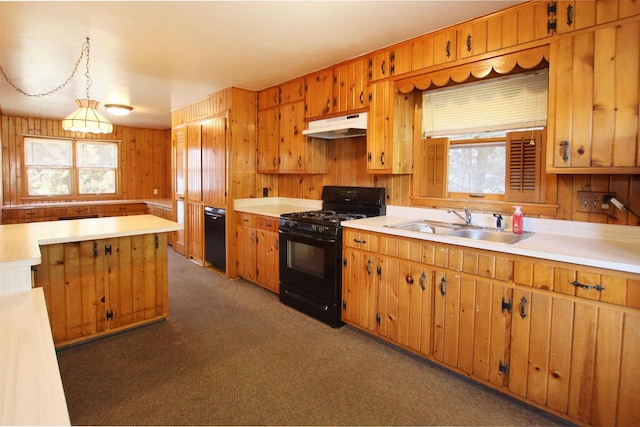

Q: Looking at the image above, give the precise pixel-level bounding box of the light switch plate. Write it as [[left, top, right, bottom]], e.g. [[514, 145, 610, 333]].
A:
[[577, 191, 615, 215]]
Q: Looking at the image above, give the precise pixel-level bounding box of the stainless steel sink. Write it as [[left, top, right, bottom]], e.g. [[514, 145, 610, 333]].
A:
[[447, 228, 534, 244], [385, 220, 469, 234], [385, 219, 534, 244]]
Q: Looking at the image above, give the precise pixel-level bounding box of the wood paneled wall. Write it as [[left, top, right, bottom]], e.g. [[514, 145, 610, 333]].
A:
[[270, 136, 640, 226], [1, 114, 171, 206]]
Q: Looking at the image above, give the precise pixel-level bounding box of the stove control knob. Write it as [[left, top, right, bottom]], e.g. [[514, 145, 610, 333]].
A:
[[312, 225, 328, 233], [285, 220, 297, 228]]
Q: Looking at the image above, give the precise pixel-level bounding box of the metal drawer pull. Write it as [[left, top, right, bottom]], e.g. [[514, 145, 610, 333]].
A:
[[440, 276, 446, 296], [420, 272, 426, 290], [366, 259, 372, 275], [353, 238, 367, 244], [571, 280, 605, 292]]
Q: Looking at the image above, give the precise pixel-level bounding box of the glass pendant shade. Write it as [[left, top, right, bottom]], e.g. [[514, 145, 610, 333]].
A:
[[62, 99, 113, 134]]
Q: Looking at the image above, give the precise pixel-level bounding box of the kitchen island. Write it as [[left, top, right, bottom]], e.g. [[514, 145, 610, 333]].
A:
[[0, 214, 182, 425]]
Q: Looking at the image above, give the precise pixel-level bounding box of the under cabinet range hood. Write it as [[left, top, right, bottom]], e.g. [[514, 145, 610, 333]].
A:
[[302, 112, 367, 139]]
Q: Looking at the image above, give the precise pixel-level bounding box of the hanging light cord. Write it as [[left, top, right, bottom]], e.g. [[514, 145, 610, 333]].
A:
[[0, 37, 89, 98]]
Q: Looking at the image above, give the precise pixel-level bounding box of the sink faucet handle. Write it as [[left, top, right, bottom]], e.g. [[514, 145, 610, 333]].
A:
[[464, 207, 472, 223], [493, 213, 504, 231]]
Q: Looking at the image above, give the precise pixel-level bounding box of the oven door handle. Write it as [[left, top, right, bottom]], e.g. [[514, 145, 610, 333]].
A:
[[279, 228, 338, 244]]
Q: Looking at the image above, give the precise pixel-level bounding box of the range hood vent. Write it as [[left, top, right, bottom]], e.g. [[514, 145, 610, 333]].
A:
[[302, 112, 367, 140]]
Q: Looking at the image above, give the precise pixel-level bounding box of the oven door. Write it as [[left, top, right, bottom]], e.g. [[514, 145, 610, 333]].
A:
[[278, 228, 340, 302]]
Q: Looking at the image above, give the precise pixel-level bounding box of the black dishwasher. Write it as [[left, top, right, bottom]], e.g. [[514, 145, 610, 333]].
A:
[[204, 207, 226, 271]]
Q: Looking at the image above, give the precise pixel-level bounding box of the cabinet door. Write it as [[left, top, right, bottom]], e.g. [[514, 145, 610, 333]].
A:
[[280, 78, 305, 104], [432, 270, 461, 367], [257, 108, 280, 173], [548, 22, 640, 173], [432, 28, 457, 66], [378, 257, 433, 355], [256, 229, 279, 293], [333, 58, 368, 113], [367, 80, 391, 172], [201, 117, 227, 205], [36, 241, 106, 343], [186, 201, 204, 264], [368, 50, 390, 81], [236, 225, 256, 282], [279, 101, 306, 172], [305, 69, 333, 118], [556, 0, 621, 34], [342, 247, 379, 333], [458, 19, 488, 59], [186, 123, 202, 201]]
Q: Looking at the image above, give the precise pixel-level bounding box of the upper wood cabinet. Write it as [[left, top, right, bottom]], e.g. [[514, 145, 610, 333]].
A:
[[258, 78, 305, 111], [458, 20, 488, 59], [305, 69, 333, 118], [257, 99, 328, 174], [333, 58, 369, 113], [547, 19, 640, 174], [367, 81, 414, 174], [554, 0, 640, 34]]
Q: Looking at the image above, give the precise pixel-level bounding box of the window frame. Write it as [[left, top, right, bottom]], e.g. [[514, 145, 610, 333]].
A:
[[21, 135, 122, 201]]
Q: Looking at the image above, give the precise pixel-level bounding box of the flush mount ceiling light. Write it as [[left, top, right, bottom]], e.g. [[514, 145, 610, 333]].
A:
[[0, 36, 113, 134], [104, 104, 133, 116]]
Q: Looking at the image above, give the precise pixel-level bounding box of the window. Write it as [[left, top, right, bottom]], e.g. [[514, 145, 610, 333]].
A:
[[413, 70, 548, 202], [448, 141, 506, 195], [24, 137, 119, 197]]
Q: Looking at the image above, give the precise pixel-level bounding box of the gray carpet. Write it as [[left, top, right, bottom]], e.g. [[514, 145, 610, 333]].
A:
[[56, 248, 570, 426]]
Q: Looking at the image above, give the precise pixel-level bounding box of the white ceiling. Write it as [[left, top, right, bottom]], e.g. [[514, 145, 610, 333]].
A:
[[0, 1, 522, 130]]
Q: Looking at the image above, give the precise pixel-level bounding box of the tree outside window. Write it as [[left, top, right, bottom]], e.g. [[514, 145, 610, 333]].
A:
[[24, 137, 119, 197]]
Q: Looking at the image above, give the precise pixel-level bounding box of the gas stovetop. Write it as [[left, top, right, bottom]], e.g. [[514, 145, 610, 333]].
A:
[[279, 186, 387, 237]]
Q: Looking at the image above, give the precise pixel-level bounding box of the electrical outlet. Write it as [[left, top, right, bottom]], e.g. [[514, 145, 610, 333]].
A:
[[577, 191, 615, 214], [153, 188, 158, 195]]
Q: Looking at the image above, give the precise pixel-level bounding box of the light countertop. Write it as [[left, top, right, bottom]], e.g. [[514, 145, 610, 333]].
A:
[[345, 206, 640, 275], [0, 214, 182, 270], [234, 197, 321, 217], [0, 288, 70, 425]]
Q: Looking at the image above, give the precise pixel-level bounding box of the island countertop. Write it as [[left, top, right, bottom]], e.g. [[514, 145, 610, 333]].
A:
[[0, 214, 182, 270]]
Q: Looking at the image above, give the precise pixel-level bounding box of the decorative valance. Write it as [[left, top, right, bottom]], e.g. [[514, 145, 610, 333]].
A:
[[395, 45, 550, 94]]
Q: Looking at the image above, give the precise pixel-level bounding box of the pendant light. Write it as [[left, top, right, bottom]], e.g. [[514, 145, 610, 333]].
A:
[[62, 37, 113, 134]]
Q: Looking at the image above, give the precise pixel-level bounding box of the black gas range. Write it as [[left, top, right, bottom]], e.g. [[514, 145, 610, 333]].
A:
[[279, 186, 386, 327]]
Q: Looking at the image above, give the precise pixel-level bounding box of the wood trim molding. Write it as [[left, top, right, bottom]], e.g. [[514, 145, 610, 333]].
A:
[[395, 45, 550, 93]]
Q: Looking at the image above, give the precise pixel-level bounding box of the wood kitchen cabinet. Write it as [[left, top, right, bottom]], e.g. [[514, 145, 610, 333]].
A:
[[305, 68, 333, 118], [34, 233, 169, 347], [547, 19, 640, 174], [333, 58, 369, 113], [508, 257, 640, 426], [235, 212, 279, 293], [342, 227, 640, 426], [367, 80, 414, 174], [554, 0, 640, 34], [257, 81, 328, 174], [342, 229, 379, 333]]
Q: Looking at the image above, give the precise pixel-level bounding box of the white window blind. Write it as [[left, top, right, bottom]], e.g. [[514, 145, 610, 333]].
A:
[[423, 70, 548, 137]]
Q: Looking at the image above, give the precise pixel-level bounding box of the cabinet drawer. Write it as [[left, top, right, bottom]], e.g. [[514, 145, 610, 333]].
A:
[[513, 257, 640, 309], [256, 215, 278, 231], [343, 229, 379, 252], [378, 235, 423, 262], [236, 212, 255, 227]]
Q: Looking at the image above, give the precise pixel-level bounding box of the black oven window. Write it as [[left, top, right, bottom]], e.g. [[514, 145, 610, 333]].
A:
[[286, 241, 325, 279]]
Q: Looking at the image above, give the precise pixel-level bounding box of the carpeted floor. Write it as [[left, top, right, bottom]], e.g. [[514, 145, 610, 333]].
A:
[[56, 248, 571, 426]]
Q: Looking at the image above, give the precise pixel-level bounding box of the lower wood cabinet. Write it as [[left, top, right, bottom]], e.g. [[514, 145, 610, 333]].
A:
[[341, 229, 640, 427], [236, 212, 279, 293], [33, 233, 169, 347]]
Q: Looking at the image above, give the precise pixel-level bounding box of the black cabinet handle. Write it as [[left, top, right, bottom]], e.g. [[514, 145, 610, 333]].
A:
[[520, 296, 528, 319], [440, 276, 447, 296], [406, 275, 414, 285], [560, 140, 570, 162], [366, 258, 372, 275], [566, 4, 574, 26], [446, 40, 451, 58], [571, 280, 605, 292], [420, 272, 426, 290], [466, 34, 472, 52]]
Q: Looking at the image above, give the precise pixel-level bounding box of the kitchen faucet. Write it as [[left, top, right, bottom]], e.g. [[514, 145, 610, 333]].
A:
[[448, 208, 472, 225]]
